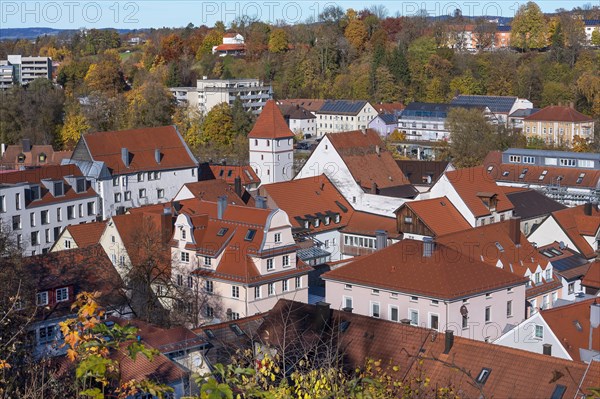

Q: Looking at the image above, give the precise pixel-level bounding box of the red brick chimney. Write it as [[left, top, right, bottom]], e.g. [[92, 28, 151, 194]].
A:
[[509, 216, 521, 246]]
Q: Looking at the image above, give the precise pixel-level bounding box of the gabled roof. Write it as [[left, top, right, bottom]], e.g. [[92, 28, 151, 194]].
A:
[[0, 143, 71, 168], [316, 100, 368, 116], [541, 298, 600, 362], [396, 160, 450, 186], [484, 151, 600, 189], [276, 99, 325, 113], [248, 100, 294, 139], [506, 189, 566, 219], [400, 197, 471, 236], [374, 102, 405, 114], [207, 165, 260, 186], [327, 129, 411, 189], [552, 205, 600, 259], [80, 125, 198, 175], [213, 43, 246, 51], [278, 104, 316, 120], [63, 221, 107, 248], [260, 174, 352, 233], [445, 166, 514, 217], [582, 260, 600, 289], [180, 179, 250, 206], [451, 95, 517, 114], [524, 106, 594, 123], [123, 318, 206, 354], [342, 211, 400, 239], [438, 220, 549, 278], [539, 242, 590, 281], [374, 113, 397, 125], [323, 240, 527, 300], [223, 32, 242, 38], [509, 107, 539, 118]]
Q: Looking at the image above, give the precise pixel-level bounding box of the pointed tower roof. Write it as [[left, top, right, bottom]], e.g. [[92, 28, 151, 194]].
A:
[[248, 100, 295, 139]]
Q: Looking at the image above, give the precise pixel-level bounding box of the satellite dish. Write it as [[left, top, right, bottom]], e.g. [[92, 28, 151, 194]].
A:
[[559, 241, 566, 250], [460, 305, 468, 317]]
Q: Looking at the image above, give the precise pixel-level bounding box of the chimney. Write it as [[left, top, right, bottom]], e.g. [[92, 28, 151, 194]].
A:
[[121, 148, 130, 167], [375, 145, 380, 156], [155, 149, 161, 164], [375, 230, 388, 250], [423, 237, 435, 258], [584, 202, 593, 216], [542, 343, 552, 356], [509, 216, 521, 246], [256, 196, 267, 209], [0, 143, 5, 157], [161, 207, 173, 243], [234, 176, 242, 198], [371, 181, 378, 195], [22, 138, 31, 152], [313, 301, 331, 331], [444, 330, 454, 354], [361, 127, 367, 135], [217, 196, 227, 219]]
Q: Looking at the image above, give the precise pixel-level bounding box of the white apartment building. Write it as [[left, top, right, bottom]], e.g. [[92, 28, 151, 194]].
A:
[[196, 77, 272, 115], [3, 55, 52, 86], [0, 165, 99, 256], [64, 125, 199, 219], [315, 100, 377, 137]]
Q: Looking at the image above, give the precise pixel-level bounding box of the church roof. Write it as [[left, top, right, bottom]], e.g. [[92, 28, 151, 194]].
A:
[[248, 100, 295, 139]]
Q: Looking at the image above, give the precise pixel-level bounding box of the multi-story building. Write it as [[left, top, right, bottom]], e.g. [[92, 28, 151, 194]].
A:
[[169, 87, 199, 108], [451, 95, 533, 125], [315, 100, 377, 137], [171, 198, 311, 321], [368, 113, 398, 138], [323, 238, 528, 342], [248, 100, 295, 185], [212, 32, 246, 57], [484, 149, 600, 205], [1, 55, 52, 86], [197, 77, 272, 115], [0, 165, 99, 256], [277, 103, 317, 137], [426, 166, 515, 227], [523, 106, 595, 147], [0, 62, 14, 89], [64, 125, 199, 219], [584, 19, 600, 43]]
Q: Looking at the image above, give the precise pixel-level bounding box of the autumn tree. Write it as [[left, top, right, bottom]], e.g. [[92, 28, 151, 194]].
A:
[[201, 102, 235, 147], [268, 28, 289, 53], [59, 105, 90, 149], [84, 50, 127, 95], [173, 106, 203, 150], [159, 33, 185, 63], [125, 80, 175, 129], [592, 30, 600, 46], [447, 107, 497, 167], [511, 2, 548, 50]]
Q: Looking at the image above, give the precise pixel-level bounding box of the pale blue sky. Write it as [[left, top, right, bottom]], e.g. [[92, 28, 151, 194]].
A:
[[0, 1, 596, 29]]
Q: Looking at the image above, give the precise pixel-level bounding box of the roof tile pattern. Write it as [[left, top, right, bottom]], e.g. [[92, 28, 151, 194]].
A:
[[401, 196, 471, 236], [248, 100, 295, 139], [524, 106, 594, 123]]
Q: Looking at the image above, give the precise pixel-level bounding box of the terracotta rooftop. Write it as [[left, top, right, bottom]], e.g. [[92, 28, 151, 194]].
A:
[[213, 43, 246, 51], [552, 205, 600, 259], [541, 298, 600, 362], [445, 166, 514, 217], [327, 129, 411, 189], [0, 164, 97, 208], [374, 102, 405, 114], [63, 221, 107, 248], [323, 240, 527, 300], [123, 318, 206, 354], [80, 125, 198, 175], [524, 105, 594, 123], [260, 174, 352, 234], [207, 165, 260, 186], [180, 179, 250, 206], [538, 242, 590, 281], [277, 99, 325, 113], [342, 211, 400, 239], [248, 100, 295, 139], [582, 260, 600, 289], [398, 196, 471, 236], [484, 151, 600, 189], [1, 143, 71, 169]]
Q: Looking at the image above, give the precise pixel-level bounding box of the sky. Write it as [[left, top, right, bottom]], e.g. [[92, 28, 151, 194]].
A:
[[0, 1, 596, 30]]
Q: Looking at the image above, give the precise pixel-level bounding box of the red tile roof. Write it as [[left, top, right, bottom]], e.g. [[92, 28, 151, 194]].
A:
[[0, 164, 98, 207], [400, 197, 471, 236], [342, 211, 399, 238], [327, 129, 410, 189], [276, 99, 325, 113], [445, 166, 514, 217], [213, 43, 246, 51], [181, 179, 249, 206], [64, 221, 107, 248], [323, 240, 527, 300], [111, 341, 188, 384], [374, 102, 405, 114], [541, 298, 600, 362], [582, 260, 600, 289], [1, 144, 71, 168], [208, 165, 260, 186], [260, 175, 352, 233], [552, 205, 600, 259], [82, 125, 197, 175], [524, 106, 594, 123], [248, 100, 295, 139]]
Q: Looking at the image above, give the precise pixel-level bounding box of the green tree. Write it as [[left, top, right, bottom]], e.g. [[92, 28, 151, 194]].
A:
[[201, 103, 235, 147], [231, 96, 255, 136], [449, 69, 483, 97], [196, 29, 223, 58], [447, 107, 497, 167], [373, 66, 397, 103], [125, 80, 175, 129], [387, 46, 411, 86], [268, 28, 288, 53], [511, 2, 548, 50], [541, 81, 573, 107], [592, 30, 600, 46]]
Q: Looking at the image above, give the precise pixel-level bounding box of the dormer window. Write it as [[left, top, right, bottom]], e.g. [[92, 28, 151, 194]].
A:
[[217, 227, 228, 236], [53, 181, 64, 197], [181, 229, 186, 240], [334, 213, 341, 223], [314, 218, 320, 228], [324, 216, 330, 225], [76, 178, 86, 193], [30, 185, 41, 201], [304, 220, 309, 229], [17, 153, 25, 163]]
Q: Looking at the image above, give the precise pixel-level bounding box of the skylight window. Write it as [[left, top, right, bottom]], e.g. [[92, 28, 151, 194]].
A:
[[244, 229, 257, 241], [205, 329, 215, 339], [576, 173, 585, 184], [502, 171, 510, 177], [475, 368, 492, 385], [217, 227, 229, 237], [495, 242, 504, 252], [230, 324, 244, 336], [539, 170, 548, 181], [486, 166, 493, 173], [219, 170, 224, 177], [340, 320, 351, 333], [228, 170, 233, 177], [541, 250, 554, 258], [518, 168, 528, 179], [550, 385, 567, 399], [549, 248, 563, 256]]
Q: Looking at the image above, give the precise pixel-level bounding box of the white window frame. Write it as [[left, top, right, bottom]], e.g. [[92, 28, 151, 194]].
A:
[[282, 255, 290, 267], [36, 291, 48, 306], [428, 312, 440, 330], [232, 286, 240, 298], [534, 325, 544, 339], [266, 258, 274, 271], [268, 283, 275, 296], [409, 309, 419, 326], [56, 287, 69, 302], [254, 286, 261, 299], [389, 305, 399, 322], [370, 301, 380, 318]]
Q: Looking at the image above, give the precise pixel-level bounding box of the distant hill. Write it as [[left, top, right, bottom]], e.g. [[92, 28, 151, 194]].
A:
[[0, 27, 141, 40]]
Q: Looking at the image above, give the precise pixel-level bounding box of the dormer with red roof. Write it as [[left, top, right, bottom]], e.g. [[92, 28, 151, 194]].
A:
[[171, 198, 310, 321], [249, 100, 295, 185]]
